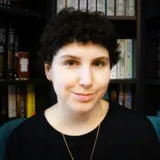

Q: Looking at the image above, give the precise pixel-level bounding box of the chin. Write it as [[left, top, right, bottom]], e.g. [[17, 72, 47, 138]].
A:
[[69, 100, 100, 114]]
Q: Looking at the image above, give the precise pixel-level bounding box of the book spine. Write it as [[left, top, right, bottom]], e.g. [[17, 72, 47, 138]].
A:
[[26, 84, 36, 118], [8, 84, 16, 118], [109, 87, 118, 102], [124, 39, 132, 78], [125, 0, 135, 16], [7, 28, 15, 79], [88, 0, 96, 12], [97, 0, 105, 13], [132, 39, 137, 78], [118, 84, 125, 106], [117, 39, 125, 79], [106, 0, 115, 16], [16, 84, 27, 118], [14, 36, 20, 79], [110, 64, 117, 79], [56, 0, 67, 13], [124, 85, 132, 109], [79, 0, 87, 11], [67, 0, 78, 9], [17, 52, 30, 80], [115, 0, 125, 16]]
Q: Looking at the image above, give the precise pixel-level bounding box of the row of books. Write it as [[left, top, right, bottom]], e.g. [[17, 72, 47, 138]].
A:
[[6, 84, 35, 118], [104, 84, 133, 109], [57, 0, 136, 16], [0, 27, 30, 80], [110, 39, 136, 79]]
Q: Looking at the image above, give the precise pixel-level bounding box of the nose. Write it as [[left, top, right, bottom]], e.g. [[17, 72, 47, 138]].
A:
[[79, 66, 93, 88]]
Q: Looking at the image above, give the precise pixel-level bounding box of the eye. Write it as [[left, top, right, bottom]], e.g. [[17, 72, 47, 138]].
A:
[[93, 61, 106, 67], [64, 60, 78, 66]]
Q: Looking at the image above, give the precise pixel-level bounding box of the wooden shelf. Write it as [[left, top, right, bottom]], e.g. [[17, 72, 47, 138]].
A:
[[110, 79, 137, 84], [0, 8, 46, 19], [0, 78, 49, 85], [107, 16, 136, 21]]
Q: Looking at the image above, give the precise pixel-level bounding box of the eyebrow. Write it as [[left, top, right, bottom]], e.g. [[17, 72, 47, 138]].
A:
[[60, 55, 110, 61]]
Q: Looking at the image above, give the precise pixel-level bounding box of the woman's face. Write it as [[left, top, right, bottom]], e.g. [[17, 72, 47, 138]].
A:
[[45, 42, 110, 113]]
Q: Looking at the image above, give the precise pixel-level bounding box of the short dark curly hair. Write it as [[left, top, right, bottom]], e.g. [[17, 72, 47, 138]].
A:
[[38, 8, 120, 67]]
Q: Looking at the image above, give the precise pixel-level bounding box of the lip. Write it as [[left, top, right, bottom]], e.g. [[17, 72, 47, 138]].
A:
[[72, 92, 94, 102]]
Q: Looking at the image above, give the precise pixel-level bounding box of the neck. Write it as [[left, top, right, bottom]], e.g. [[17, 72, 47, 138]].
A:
[[45, 100, 109, 135]]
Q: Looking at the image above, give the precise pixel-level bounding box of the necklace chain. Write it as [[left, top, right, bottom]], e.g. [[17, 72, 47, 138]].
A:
[[62, 124, 101, 160]]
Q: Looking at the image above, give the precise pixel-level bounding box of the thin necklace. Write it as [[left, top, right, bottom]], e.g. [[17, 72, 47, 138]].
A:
[[62, 124, 101, 160]]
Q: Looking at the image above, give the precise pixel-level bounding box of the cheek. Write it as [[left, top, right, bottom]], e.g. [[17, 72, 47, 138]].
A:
[[52, 68, 77, 89], [95, 69, 110, 86]]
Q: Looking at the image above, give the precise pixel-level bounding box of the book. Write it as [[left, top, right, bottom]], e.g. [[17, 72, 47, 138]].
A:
[[16, 84, 26, 118], [88, 0, 96, 12], [16, 51, 30, 80], [8, 84, 16, 118], [132, 39, 137, 78], [7, 28, 15, 79], [97, 0, 105, 13], [124, 39, 132, 79], [26, 84, 36, 118], [106, 0, 115, 16], [117, 39, 125, 79], [67, 0, 78, 9], [79, 0, 87, 11], [110, 64, 117, 79], [14, 35, 20, 79], [57, 0, 67, 13], [124, 85, 132, 109], [125, 0, 135, 16], [109, 87, 118, 102], [118, 84, 125, 106], [115, 0, 125, 16]]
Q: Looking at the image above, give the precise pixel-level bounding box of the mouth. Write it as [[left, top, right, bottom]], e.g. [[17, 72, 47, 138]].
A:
[[72, 92, 95, 102], [74, 92, 94, 96]]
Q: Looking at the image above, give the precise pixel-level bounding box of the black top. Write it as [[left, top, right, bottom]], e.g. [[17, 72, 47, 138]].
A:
[[4, 102, 160, 160]]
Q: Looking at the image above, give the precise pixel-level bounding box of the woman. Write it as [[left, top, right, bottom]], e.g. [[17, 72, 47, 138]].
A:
[[5, 8, 160, 160]]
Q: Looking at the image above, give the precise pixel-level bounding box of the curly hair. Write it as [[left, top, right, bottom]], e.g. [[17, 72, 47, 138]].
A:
[[38, 8, 120, 67]]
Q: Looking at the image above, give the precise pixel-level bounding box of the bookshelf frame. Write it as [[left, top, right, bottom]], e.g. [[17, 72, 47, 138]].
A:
[[1, 0, 160, 124]]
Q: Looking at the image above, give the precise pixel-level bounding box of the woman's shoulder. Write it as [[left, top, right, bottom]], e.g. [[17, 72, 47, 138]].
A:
[[105, 101, 156, 133], [11, 112, 46, 136], [105, 101, 159, 140]]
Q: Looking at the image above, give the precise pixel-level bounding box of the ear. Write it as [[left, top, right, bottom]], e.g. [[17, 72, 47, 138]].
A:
[[44, 63, 52, 81]]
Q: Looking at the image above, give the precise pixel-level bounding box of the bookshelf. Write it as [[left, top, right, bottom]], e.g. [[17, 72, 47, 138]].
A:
[[107, 0, 160, 115], [0, 0, 53, 125], [1, 0, 160, 125]]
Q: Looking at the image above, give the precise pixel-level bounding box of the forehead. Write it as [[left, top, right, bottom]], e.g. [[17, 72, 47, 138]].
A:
[[55, 42, 109, 59]]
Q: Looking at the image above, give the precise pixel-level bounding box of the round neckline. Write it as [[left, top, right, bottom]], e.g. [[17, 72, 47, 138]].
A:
[[42, 102, 111, 137]]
